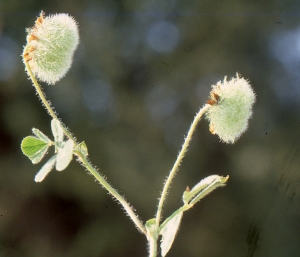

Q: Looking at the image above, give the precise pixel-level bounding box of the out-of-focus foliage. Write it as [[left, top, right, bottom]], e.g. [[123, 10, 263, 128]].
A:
[[1, 1, 300, 257]]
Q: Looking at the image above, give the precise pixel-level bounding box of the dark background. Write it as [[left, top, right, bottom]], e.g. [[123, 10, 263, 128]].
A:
[[1, 1, 300, 257]]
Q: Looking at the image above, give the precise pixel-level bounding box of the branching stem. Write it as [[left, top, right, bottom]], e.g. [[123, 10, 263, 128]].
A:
[[155, 105, 210, 225]]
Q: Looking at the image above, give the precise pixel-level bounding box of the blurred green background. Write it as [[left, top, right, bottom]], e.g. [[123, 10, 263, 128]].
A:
[[1, 1, 300, 257]]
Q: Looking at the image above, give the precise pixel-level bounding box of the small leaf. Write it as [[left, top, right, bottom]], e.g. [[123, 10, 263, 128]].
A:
[[182, 175, 217, 204], [21, 136, 48, 156], [32, 128, 51, 143], [30, 146, 50, 164], [35, 155, 57, 182], [76, 141, 88, 157], [21, 136, 50, 163], [189, 175, 229, 206], [56, 139, 74, 171], [160, 211, 183, 257], [51, 119, 64, 143]]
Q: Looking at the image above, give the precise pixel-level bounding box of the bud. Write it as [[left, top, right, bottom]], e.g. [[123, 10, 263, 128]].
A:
[[205, 74, 255, 144], [23, 11, 79, 85]]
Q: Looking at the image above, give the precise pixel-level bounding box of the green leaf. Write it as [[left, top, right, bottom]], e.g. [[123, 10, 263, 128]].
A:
[[159, 211, 183, 257], [187, 175, 229, 206], [35, 155, 57, 182], [30, 146, 50, 164], [56, 139, 74, 171], [32, 128, 51, 143], [21, 136, 48, 157], [51, 119, 64, 143], [21, 136, 50, 164], [183, 178, 212, 204]]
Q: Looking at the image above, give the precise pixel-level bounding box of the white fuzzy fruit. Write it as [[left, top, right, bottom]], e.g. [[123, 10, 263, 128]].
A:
[[23, 11, 79, 85], [205, 74, 256, 144]]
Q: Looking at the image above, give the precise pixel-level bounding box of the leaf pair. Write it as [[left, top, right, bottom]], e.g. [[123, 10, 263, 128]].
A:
[[159, 175, 229, 257], [21, 129, 52, 164], [21, 119, 74, 182], [182, 175, 229, 206]]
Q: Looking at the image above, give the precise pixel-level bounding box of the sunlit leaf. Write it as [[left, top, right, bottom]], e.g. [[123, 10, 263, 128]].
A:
[[35, 155, 57, 182], [21, 136, 50, 164], [32, 128, 51, 143], [30, 146, 50, 164], [183, 175, 221, 204], [51, 119, 64, 143], [56, 139, 74, 171], [189, 175, 229, 206], [159, 211, 183, 257]]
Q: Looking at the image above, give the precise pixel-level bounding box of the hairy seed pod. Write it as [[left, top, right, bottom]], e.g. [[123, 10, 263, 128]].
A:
[[205, 74, 256, 144], [23, 11, 79, 85]]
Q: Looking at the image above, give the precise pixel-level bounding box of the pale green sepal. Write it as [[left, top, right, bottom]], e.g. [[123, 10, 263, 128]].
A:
[[32, 128, 51, 143], [183, 189, 190, 204], [51, 119, 64, 144], [21, 136, 50, 163], [35, 155, 57, 182], [76, 141, 88, 157], [56, 139, 74, 171], [145, 218, 158, 239], [159, 211, 183, 257], [189, 175, 229, 206]]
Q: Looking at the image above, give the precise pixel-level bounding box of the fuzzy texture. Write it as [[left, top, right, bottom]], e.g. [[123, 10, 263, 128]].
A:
[[23, 12, 79, 85], [205, 74, 256, 144]]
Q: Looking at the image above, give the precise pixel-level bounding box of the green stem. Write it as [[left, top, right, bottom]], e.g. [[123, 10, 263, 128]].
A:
[[23, 50, 147, 235], [155, 105, 210, 225], [148, 235, 158, 257], [23, 54, 76, 143], [75, 151, 147, 235]]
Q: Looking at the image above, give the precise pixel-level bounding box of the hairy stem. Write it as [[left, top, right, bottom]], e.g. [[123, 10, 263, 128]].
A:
[[155, 105, 210, 225], [23, 55, 76, 143], [23, 50, 146, 235], [75, 151, 147, 235], [148, 235, 158, 257]]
